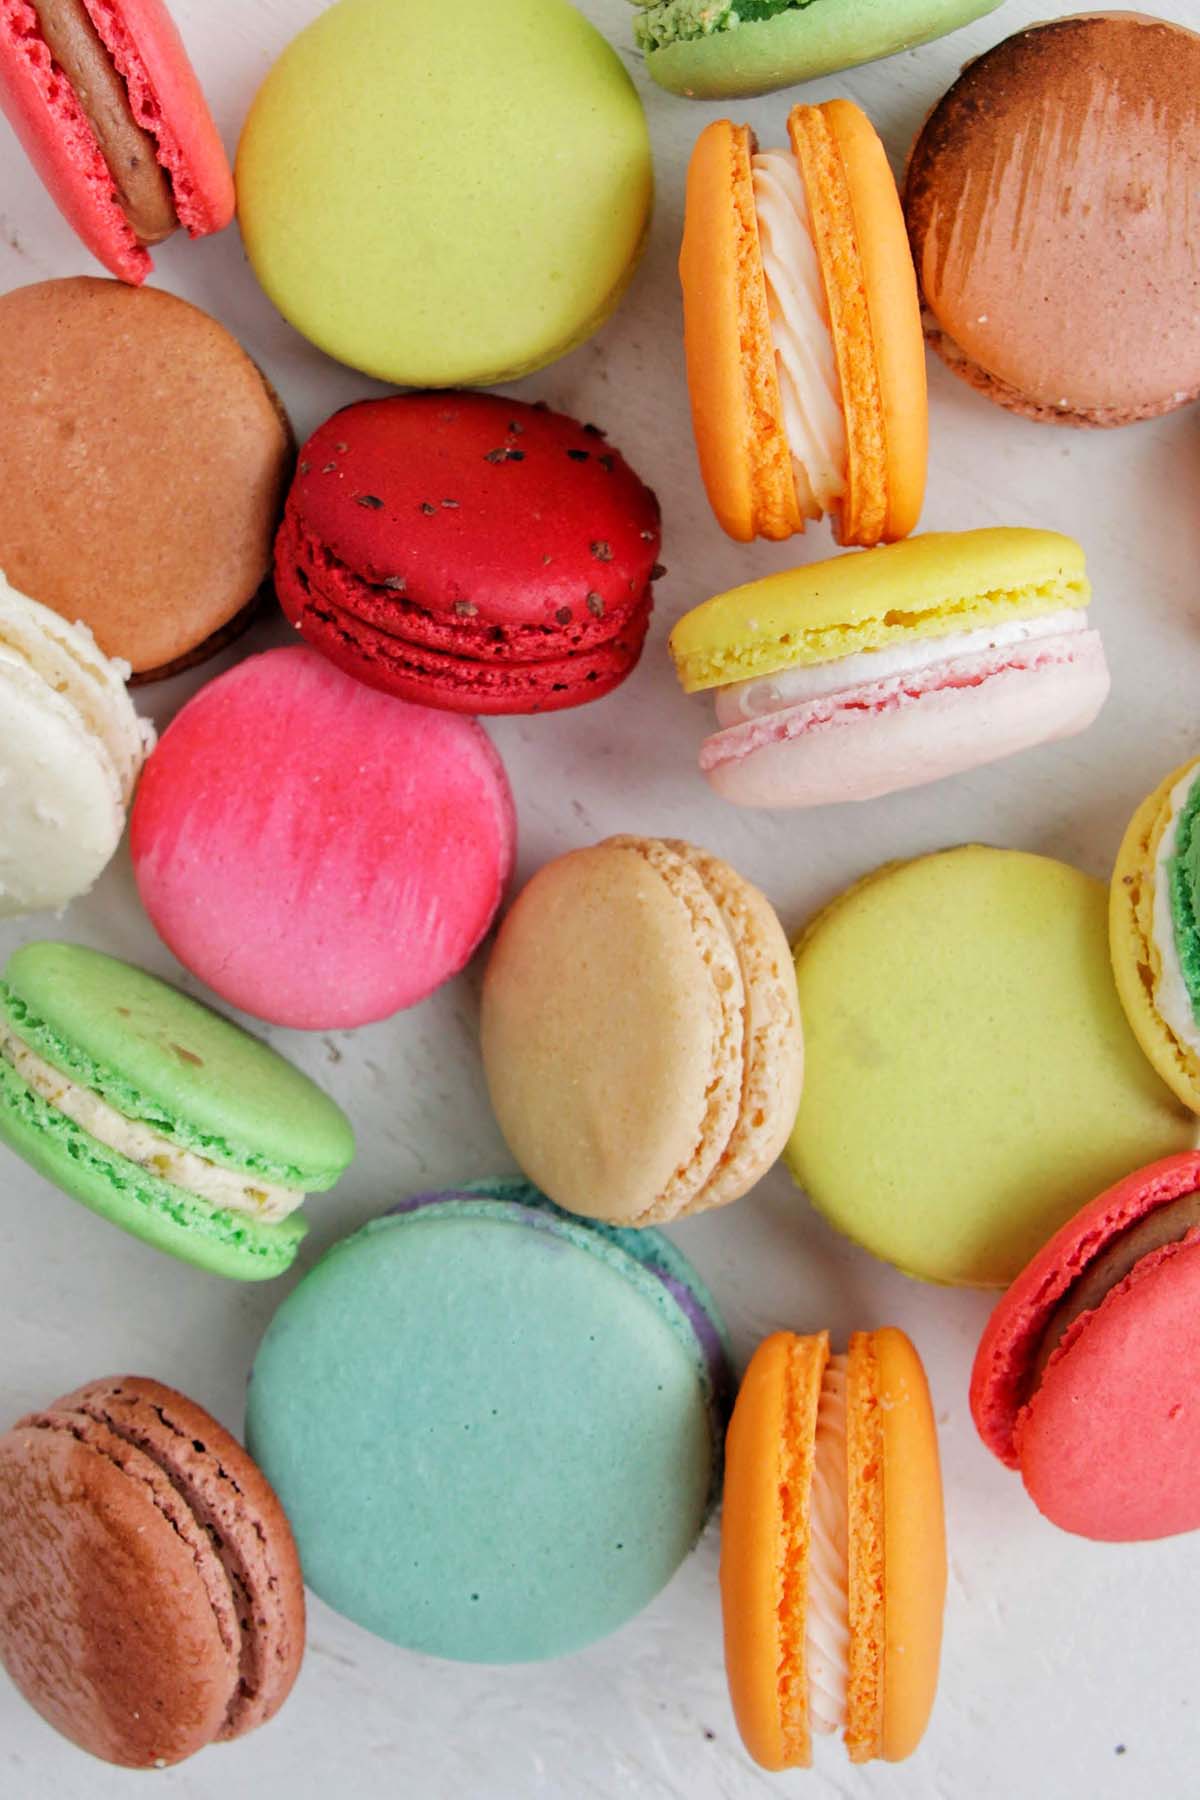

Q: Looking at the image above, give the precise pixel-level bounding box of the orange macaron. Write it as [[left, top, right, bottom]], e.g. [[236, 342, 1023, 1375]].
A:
[[679, 101, 926, 547], [720, 1328, 945, 1770]]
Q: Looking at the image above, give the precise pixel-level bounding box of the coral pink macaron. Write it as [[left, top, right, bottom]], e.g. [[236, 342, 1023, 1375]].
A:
[[130, 647, 515, 1029], [972, 1151, 1200, 1541], [0, 0, 234, 283], [274, 393, 663, 715]]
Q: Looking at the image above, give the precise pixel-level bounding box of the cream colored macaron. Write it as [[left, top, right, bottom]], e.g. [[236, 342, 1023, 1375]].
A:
[[481, 836, 803, 1227]]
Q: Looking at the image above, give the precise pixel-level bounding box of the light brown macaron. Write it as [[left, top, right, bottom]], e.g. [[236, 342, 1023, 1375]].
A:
[[0, 1375, 305, 1769], [481, 835, 804, 1227], [904, 13, 1200, 426], [0, 277, 293, 678]]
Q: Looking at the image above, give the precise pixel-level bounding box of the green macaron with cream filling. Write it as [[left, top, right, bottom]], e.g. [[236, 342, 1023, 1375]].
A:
[[629, 0, 1003, 98], [0, 943, 354, 1279]]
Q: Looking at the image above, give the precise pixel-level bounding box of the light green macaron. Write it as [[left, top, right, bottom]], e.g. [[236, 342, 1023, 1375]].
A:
[[0, 943, 354, 1280], [237, 0, 653, 387]]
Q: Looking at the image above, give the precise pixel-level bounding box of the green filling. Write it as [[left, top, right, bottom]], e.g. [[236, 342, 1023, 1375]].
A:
[[632, 0, 812, 54], [0, 982, 317, 1189], [1167, 775, 1200, 1026]]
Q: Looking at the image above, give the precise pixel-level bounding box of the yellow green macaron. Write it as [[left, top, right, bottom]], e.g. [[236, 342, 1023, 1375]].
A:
[[1111, 757, 1200, 1113]]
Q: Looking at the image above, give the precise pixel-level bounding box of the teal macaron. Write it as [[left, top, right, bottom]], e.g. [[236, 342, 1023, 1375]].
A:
[[0, 943, 354, 1281], [246, 1179, 732, 1663], [629, 0, 1004, 98]]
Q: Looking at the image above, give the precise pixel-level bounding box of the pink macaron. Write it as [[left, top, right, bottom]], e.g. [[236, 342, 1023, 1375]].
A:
[[130, 647, 515, 1029], [0, 0, 234, 283], [972, 1152, 1200, 1542]]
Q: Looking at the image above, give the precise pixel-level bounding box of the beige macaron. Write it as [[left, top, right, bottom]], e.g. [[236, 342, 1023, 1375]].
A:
[[481, 836, 804, 1227]]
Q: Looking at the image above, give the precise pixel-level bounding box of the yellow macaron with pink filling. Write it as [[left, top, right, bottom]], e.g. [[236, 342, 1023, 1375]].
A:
[[679, 100, 927, 547]]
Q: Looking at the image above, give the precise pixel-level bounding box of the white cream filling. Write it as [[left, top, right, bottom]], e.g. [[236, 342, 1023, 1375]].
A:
[[0, 1027, 305, 1223], [751, 150, 846, 521], [806, 1354, 850, 1737], [714, 609, 1090, 727], [1151, 767, 1200, 1056]]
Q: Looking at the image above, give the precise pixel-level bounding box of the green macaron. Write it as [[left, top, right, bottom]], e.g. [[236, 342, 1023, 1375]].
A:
[[629, 0, 1004, 98], [0, 943, 354, 1280], [236, 0, 653, 387]]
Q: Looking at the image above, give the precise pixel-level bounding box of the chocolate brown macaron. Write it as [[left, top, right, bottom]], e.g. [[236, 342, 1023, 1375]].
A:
[[905, 14, 1200, 426], [0, 278, 292, 678], [0, 1376, 305, 1768]]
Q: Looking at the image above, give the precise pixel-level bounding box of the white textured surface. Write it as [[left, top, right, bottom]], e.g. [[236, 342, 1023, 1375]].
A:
[[0, 2, 1197, 1795]]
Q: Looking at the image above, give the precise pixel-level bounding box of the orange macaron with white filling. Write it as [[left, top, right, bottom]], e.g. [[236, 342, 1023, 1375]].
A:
[[721, 1328, 945, 1769], [679, 101, 926, 547]]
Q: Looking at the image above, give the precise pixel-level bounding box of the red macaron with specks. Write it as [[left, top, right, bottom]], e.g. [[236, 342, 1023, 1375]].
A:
[[274, 392, 663, 716], [0, 0, 234, 284], [971, 1151, 1200, 1542]]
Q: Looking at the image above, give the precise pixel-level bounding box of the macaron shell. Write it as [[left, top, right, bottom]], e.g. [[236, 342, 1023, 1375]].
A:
[[844, 1331, 884, 1761], [873, 1328, 945, 1762], [970, 1152, 1200, 1468], [1110, 758, 1200, 1112], [0, 0, 149, 280], [638, 0, 1002, 99], [787, 847, 1196, 1286], [0, 1054, 308, 1279], [720, 1330, 828, 1770], [0, 1414, 237, 1766], [1016, 1233, 1200, 1540], [678, 120, 802, 543], [702, 636, 1111, 809]]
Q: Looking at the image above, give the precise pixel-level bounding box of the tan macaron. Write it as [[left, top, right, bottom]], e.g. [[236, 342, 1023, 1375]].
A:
[[480, 836, 804, 1227]]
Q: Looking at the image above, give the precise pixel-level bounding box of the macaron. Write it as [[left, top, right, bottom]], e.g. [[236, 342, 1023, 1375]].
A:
[[669, 528, 1108, 808], [972, 1152, 1200, 1541], [722, 1328, 945, 1769], [246, 1179, 732, 1663], [786, 847, 1196, 1288], [0, 0, 233, 282], [0, 1374, 304, 1766], [1111, 756, 1200, 1115], [0, 941, 354, 1279], [481, 837, 804, 1227], [0, 570, 154, 915], [679, 101, 926, 547], [131, 647, 515, 1029], [631, 0, 1002, 99], [236, 0, 652, 388], [0, 277, 292, 679], [276, 394, 663, 715], [905, 14, 1200, 426]]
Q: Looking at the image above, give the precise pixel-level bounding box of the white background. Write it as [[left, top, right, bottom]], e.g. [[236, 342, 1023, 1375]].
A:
[[1, 1, 1198, 1795]]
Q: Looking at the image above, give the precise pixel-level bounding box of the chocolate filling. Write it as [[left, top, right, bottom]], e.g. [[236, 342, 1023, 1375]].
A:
[[33, 0, 177, 244], [1030, 1190, 1200, 1387]]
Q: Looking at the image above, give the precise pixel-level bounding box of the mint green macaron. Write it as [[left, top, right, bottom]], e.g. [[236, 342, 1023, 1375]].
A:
[[236, 0, 653, 387], [630, 0, 1003, 98], [0, 943, 354, 1280]]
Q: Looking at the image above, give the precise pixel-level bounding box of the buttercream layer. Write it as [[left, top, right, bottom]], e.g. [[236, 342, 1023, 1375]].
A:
[[0, 1027, 305, 1223], [805, 1353, 850, 1736], [751, 149, 845, 521], [1153, 767, 1200, 1057]]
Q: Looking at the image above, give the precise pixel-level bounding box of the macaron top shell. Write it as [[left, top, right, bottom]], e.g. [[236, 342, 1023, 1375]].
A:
[[787, 847, 1195, 1287], [236, 0, 652, 387], [905, 14, 1200, 423], [246, 1189, 728, 1662], [0, 941, 355, 1187]]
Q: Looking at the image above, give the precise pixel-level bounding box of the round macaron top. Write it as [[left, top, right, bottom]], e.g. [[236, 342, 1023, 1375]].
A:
[[787, 846, 1196, 1287], [0, 941, 354, 1188], [236, 0, 652, 387], [131, 648, 515, 1030], [246, 1188, 728, 1662], [285, 393, 661, 641], [0, 1374, 304, 1768], [0, 277, 291, 676], [905, 14, 1200, 423]]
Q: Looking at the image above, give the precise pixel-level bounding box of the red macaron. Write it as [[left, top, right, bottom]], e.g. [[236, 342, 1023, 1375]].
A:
[[274, 393, 663, 715], [971, 1151, 1200, 1542], [0, 0, 233, 283]]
